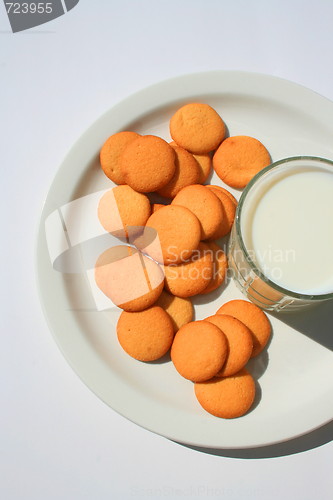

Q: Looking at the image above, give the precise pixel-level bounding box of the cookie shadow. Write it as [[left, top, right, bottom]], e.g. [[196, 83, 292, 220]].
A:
[[149, 351, 172, 365], [249, 378, 262, 413], [191, 250, 233, 309], [191, 277, 231, 308], [246, 350, 269, 380]]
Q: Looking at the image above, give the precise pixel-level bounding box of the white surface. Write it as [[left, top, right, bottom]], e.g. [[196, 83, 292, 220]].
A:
[[36, 71, 333, 449], [2, 1, 333, 499]]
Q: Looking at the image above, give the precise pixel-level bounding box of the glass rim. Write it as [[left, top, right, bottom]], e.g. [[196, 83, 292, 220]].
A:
[[235, 155, 333, 301]]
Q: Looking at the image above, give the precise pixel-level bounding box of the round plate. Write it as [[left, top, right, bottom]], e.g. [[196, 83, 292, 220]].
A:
[[36, 71, 333, 449]]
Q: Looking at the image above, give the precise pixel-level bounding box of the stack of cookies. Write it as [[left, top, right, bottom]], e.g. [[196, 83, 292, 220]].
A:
[[171, 299, 271, 418], [94, 102, 271, 419]]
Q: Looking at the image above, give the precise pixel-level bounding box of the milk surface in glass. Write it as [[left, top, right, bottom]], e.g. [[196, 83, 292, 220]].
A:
[[241, 164, 333, 295]]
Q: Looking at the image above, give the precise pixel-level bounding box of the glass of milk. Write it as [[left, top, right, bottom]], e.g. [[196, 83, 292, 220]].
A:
[[228, 156, 333, 312]]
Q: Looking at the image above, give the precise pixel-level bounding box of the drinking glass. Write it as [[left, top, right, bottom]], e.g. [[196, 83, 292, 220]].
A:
[[228, 156, 333, 312]]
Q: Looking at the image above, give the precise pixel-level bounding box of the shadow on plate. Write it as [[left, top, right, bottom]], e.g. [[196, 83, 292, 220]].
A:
[[271, 299, 333, 351], [191, 275, 231, 308], [246, 350, 269, 380]]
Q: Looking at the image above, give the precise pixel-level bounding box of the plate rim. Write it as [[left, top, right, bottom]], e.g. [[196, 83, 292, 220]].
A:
[[36, 70, 333, 449]]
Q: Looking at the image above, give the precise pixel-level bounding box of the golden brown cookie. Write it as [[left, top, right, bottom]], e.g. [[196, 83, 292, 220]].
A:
[[217, 299, 271, 357], [120, 135, 176, 192], [171, 320, 228, 382], [164, 242, 213, 297], [169, 141, 211, 184], [205, 314, 253, 376], [194, 368, 256, 418], [193, 153, 212, 184], [200, 242, 228, 295], [94, 245, 164, 311], [151, 203, 166, 213], [157, 143, 200, 198], [100, 131, 140, 185], [140, 205, 201, 265], [98, 185, 151, 239], [206, 185, 236, 238], [156, 290, 194, 333], [207, 184, 238, 206], [213, 135, 271, 188], [117, 306, 174, 361], [171, 184, 224, 240], [170, 103, 226, 154]]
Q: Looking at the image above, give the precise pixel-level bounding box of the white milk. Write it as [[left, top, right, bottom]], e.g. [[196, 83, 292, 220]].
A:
[[241, 164, 333, 295]]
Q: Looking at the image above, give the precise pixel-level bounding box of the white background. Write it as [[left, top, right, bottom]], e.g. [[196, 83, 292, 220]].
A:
[[1, 1, 333, 499]]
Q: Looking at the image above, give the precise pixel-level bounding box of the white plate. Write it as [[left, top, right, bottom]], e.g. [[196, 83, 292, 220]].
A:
[[36, 71, 333, 449]]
